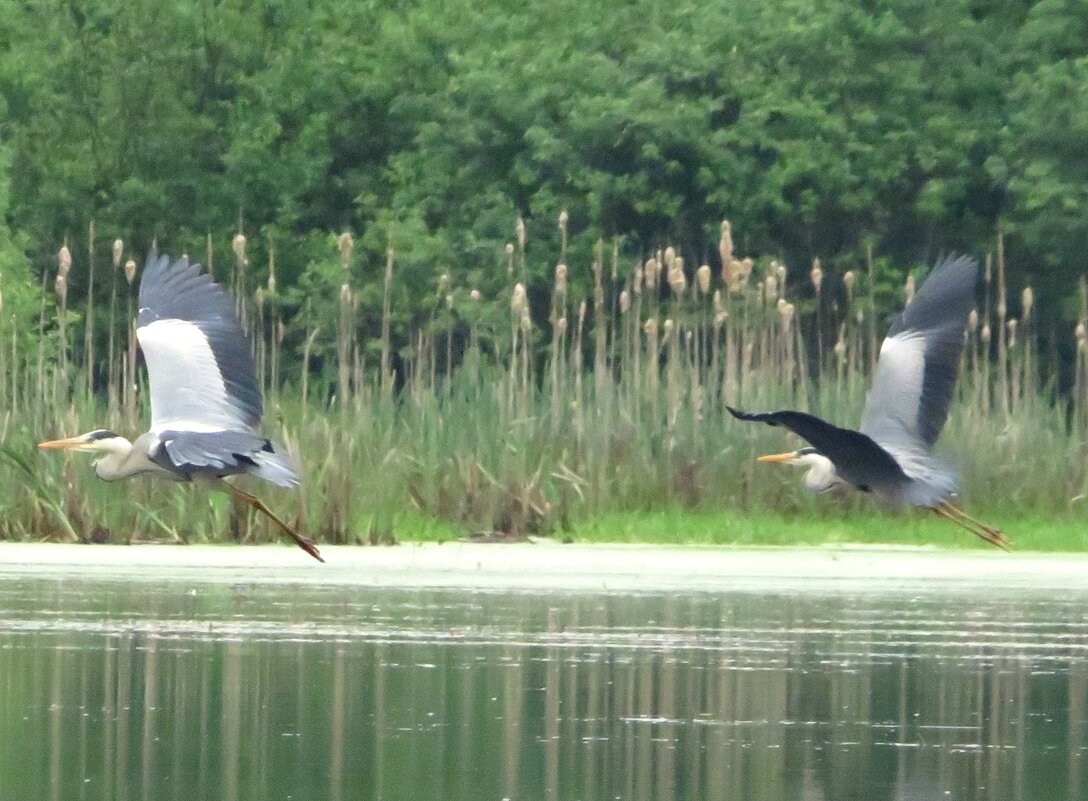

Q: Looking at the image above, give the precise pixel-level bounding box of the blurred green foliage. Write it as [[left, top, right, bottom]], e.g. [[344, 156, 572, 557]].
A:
[[0, 0, 1085, 344]]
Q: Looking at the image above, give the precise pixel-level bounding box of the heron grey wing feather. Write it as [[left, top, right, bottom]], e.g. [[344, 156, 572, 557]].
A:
[[859, 255, 977, 452], [155, 429, 271, 474], [136, 251, 261, 431]]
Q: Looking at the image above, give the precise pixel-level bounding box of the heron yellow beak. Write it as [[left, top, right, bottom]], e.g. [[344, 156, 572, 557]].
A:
[[757, 451, 797, 463], [37, 435, 89, 450]]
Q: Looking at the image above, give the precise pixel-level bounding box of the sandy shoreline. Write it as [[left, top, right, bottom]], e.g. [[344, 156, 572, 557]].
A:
[[1, 540, 1085, 594]]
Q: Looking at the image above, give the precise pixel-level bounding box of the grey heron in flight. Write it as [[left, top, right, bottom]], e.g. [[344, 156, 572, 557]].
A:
[[38, 250, 323, 562], [728, 255, 1008, 549]]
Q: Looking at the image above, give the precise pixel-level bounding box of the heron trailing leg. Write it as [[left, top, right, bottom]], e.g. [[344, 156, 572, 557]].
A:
[[221, 481, 324, 563], [933, 500, 1010, 550]]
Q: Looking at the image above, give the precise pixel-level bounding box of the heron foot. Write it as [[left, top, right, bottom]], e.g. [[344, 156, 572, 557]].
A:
[[222, 481, 325, 563], [933, 501, 1010, 551]]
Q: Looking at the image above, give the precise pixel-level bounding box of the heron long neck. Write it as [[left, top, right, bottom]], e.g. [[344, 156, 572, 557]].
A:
[[801, 454, 838, 493], [92, 438, 140, 481]]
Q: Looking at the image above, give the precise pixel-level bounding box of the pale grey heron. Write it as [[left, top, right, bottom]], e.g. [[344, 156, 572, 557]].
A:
[[728, 255, 1008, 548], [38, 250, 323, 562]]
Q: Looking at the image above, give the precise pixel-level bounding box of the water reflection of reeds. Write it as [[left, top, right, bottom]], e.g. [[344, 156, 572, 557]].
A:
[[1, 588, 1086, 800]]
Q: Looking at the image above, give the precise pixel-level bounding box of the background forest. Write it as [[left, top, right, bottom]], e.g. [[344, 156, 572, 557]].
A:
[[0, 0, 1087, 546]]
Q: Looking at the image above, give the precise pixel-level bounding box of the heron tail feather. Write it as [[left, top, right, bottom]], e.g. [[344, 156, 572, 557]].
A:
[[250, 448, 301, 488]]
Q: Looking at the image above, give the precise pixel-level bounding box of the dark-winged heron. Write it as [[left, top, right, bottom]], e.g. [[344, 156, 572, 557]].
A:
[[728, 255, 1007, 548]]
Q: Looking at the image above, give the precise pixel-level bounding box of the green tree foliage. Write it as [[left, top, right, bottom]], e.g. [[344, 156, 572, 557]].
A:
[[0, 0, 1085, 341]]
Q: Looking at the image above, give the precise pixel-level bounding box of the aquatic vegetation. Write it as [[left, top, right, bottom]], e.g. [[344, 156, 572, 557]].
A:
[[0, 221, 1084, 547]]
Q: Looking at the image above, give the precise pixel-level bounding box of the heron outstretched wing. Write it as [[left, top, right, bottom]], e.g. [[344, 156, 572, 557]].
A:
[[136, 251, 261, 432], [859, 255, 977, 454], [727, 407, 907, 490]]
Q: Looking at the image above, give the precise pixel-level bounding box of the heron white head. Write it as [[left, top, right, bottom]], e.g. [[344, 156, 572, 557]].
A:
[[756, 446, 838, 493], [38, 430, 134, 480]]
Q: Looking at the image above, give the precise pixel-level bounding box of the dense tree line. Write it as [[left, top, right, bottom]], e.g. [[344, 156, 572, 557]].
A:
[[0, 0, 1086, 367]]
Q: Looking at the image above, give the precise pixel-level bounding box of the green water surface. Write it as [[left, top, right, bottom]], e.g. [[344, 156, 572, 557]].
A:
[[1, 552, 1086, 800]]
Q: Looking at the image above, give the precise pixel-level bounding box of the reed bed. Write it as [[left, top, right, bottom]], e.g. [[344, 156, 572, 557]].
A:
[[1, 219, 1085, 547]]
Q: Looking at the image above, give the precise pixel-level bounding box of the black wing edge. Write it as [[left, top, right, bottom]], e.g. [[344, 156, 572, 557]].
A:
[[726, 406, 909, 488]]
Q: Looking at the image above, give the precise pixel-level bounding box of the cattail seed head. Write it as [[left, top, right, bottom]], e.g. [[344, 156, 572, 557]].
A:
[[905, 274, 916, 304], [339, 282, 351, 305], [719, 220, 734, 274], [54, 273, 67, 300], [834, 338, 846, 358], [511, 282, 527, 315], [558, 209, 568, 231], [667, 263, 687, 294], [662, 318, 674, 338], [556, 316, 568, 334], [124, 258, 137, 285], [778, 301, 795, 330], [446, 293, 454, 310], [276, 320, 286, 344], [232, 233, 247, 263], [714, 311, 728, 327], [1022, 287, 1034, 320], [843, 270, 856, 293], [664, 246, 676, 268], [696, 264, 711, 294], [810, 259, 823, 293], [337, 231, 354, 266], [554, 262, 567, 291], [437, 272, 450, 294], [643, 318, 657, 337], [633, 266, 643, 295], [58, 245, 72, 277], [968, 309, 979, 333], [764, 275, 777, 301], [619, 290, 630, 313], [729, 258, 752, 293], [516, 217, 526, 250], [775, 261, 787, 284], [981, 324, 991, 343], [267, 273, 277, 295], [1007, 318, 1018, 348], [1077, 322, 1087, 343], [644, 258, 660, 290], [997, 300, 1007, 319], [519, 309, 531, 332], [713, 289, 722, 313], [470, 288, 481, 302], [112, 239, 123, 268]]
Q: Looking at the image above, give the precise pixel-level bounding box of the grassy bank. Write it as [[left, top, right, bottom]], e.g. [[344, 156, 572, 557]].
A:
[[2, 224, 1087, 549], [570, 508, 1088, 552]]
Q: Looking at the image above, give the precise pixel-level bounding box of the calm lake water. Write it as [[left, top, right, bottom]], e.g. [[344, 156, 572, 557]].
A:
[[1, 544, 1087, 800]]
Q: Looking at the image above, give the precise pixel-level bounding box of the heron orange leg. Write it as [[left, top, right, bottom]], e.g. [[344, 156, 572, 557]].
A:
[[933, 500, 1010, 551], [221, 481, 324, 563]]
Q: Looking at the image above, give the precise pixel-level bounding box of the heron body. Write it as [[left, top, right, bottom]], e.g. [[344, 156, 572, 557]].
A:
[[728, 255, 1007, 548], [39, 251, 322, 562]]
